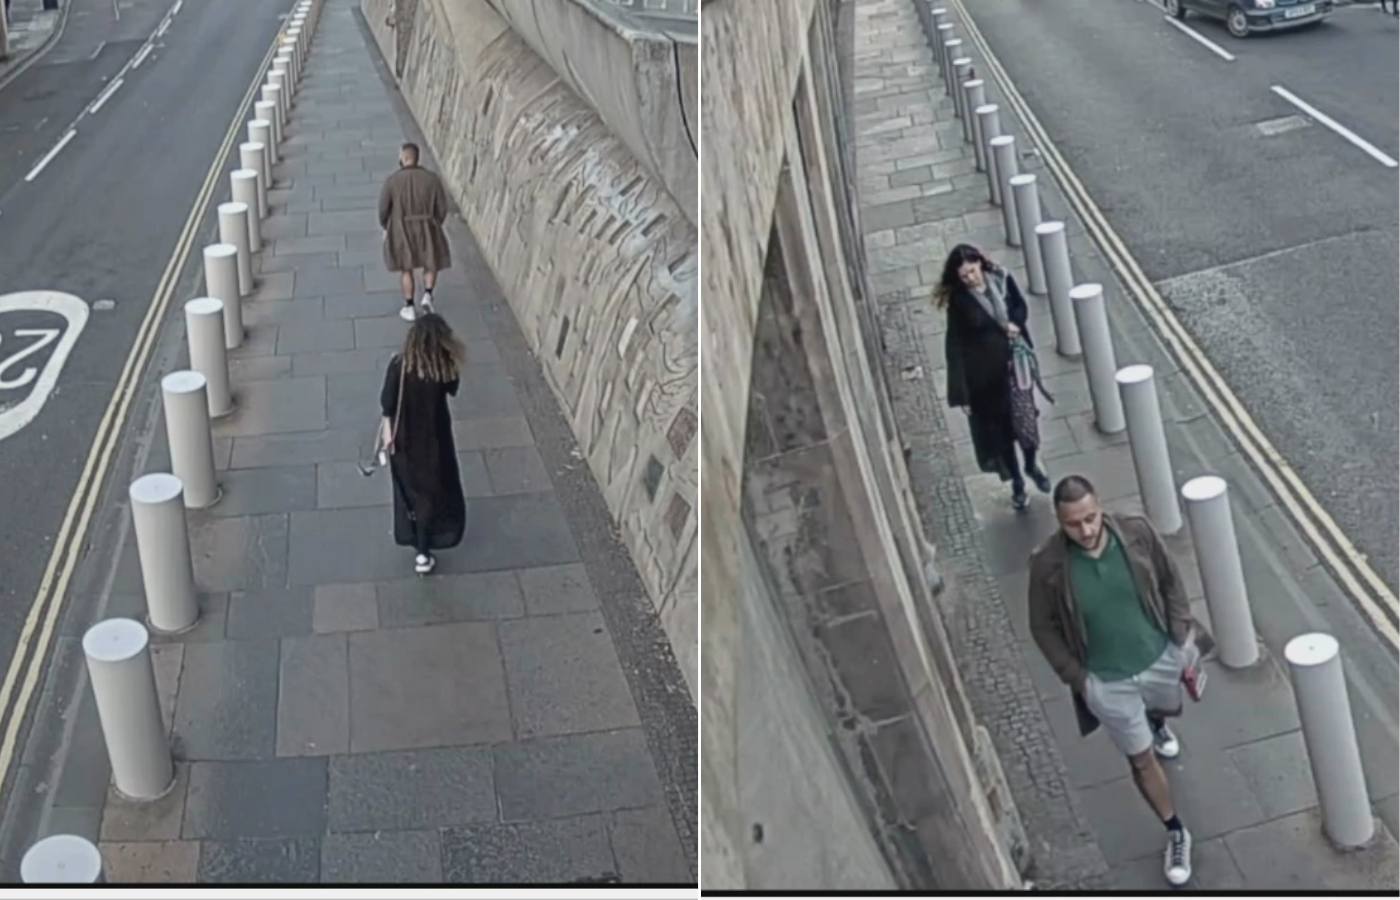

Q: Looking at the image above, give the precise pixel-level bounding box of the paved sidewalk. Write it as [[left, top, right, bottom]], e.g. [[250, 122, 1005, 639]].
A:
[[0, 0, 694, 884], [0, 0, 61, 78], [854, 0, 1398, 891]]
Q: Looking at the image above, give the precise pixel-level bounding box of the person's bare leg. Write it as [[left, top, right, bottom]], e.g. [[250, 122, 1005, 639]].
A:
[[424, 270, 437, 291], [1129, 749, 1175, 820], [399, 271, 415, 303]]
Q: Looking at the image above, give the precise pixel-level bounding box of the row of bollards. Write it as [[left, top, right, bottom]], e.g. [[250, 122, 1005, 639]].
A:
[[927, 0, 1376, 853], [20, 0, 324, 881]]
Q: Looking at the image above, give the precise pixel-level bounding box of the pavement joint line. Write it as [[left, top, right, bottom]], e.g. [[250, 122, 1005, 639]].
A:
[[1162, 16, 1236, 62], [1270, 84, 1399, 168], [0, 23, 286, 813], [947, 0, 1400, 647], [22, 127, 74, 182]]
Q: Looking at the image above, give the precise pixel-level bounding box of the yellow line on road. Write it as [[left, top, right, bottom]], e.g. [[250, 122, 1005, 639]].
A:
[[948, 0, 1400, 647], [0, 32, 284, 804]]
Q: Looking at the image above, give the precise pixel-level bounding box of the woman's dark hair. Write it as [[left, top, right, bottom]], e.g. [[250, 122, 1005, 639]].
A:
[[933, 243, 999, 309], [401, 313, 465, 383]]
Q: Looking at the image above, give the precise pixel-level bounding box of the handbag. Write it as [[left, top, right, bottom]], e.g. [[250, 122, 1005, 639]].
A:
[[357, 356, 405, 477], [1008, 335, 1053, 451]]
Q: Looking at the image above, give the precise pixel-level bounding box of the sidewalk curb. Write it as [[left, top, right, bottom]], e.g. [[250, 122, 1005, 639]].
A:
[[0, 0, 72, 94]]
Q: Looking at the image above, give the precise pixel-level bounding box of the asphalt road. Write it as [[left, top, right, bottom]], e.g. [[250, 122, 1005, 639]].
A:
[[962, 0, 1400, 591], [0, 0, 291, 681]]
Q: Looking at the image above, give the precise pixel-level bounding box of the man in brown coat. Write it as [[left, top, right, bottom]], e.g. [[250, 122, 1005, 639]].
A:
[[378, 142, 452, 321], [1028, 475, 1212, 888]]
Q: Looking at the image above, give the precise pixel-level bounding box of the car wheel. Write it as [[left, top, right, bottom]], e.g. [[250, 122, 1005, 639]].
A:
[[1226, 5, 1251, 37], [1164, 0, 1186, 18]]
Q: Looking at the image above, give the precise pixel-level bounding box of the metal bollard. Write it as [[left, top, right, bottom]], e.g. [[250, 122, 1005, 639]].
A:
[[185, 297, 233, 418], [1115, 365, 1181, 534], [21, 835, 103, 884], [1010, 174, 1048, 295], [83, 618, 174, 800], [269, 68, 290, 120], [963, 79, 986, 159], [942, 40, 962, 101], [931, 6, 948, 31], [287, 26, 304, 58], [262, 84, 284, 150], [218, 202, 254, 297], [129, 473, 199, 633], [952, 57, 972, 126], [977, 104, 1002, 200], [935, 24, 954, 87], [250, 114, 276, 169], [1182, 476, 1258, 668], [990, 136, 1020, 245], [277, 50, 296, 92], [1284, 633, 1374, 849], [161, 371, 220, 509], [1035, 221, 1081, 357], [280, 37, 300, 85], [1070, 283, 1125, 433], [203, 243, 242, 349], [230, 169, 262, 252]]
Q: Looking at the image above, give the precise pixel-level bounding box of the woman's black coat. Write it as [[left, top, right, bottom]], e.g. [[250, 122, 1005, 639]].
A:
[[944, 269, 1032, 480]]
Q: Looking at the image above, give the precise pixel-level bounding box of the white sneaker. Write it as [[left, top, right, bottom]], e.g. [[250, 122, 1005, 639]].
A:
[[420, 295, 434, 315], [1153, 724, 1181, 759], [414, 553, 436, 575], [399, 304, 417, 322], [1164, 827, 1192, 886]]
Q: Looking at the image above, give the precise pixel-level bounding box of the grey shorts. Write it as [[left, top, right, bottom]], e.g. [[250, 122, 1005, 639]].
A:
[[1083, 643, 1187, 756]]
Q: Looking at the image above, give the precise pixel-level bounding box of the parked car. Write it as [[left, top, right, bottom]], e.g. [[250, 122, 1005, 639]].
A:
[[1164, 0, 1334, 38]]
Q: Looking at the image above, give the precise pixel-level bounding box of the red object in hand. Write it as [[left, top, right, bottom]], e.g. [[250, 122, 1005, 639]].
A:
[[1183, 663, 1207, 702]]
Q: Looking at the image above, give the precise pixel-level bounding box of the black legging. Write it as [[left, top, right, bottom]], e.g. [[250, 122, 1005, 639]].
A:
[[1001, 441, 1038, 492]]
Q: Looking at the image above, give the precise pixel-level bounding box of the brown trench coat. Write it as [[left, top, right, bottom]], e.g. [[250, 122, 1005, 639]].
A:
[[1027, 512, 1214, 738], [378, 165, 452, 273]]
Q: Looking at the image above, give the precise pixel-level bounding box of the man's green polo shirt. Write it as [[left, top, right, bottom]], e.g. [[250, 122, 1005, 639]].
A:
[[1070, 529, 1167, 681]]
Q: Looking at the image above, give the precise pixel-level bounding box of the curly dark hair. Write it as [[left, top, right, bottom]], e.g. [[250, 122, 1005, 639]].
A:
[[932, 243, 1000, 309], [400, 313, 464, 383]]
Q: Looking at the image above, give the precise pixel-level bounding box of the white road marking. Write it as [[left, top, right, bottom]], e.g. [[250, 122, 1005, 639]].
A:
[[1163, 16, 1236, 61], [23, 129, 76, 183], [1271, 84, 1399, 167], [111, 0, 120, 20], [0, 293, 90, 442], [172, 0, 182, 14], [131, 43, 153, 68], [156, 16, 171, 37], [88, 41, 106, 60], [87, 77, 124, 114]]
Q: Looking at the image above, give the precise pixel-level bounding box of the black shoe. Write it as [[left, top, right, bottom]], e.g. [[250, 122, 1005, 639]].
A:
[[1027, 466, 1051, 494], [1012, 486, 1029, 511]]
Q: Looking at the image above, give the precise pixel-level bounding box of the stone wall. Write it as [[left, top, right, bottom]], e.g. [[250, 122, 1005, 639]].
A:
[[702, 0, 1023, 889], [362, 0, 697, 698]]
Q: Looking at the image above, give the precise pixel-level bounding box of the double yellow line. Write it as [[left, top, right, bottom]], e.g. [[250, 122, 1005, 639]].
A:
[[948, 0, 1399, 647], [0, 33, 284, 802]]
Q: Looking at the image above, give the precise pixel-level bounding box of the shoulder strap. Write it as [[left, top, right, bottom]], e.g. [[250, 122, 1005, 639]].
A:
[[390, 355, 406, 444]]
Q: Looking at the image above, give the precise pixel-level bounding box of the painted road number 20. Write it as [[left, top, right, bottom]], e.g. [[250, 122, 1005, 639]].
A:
[[0, 292, 89, 442]]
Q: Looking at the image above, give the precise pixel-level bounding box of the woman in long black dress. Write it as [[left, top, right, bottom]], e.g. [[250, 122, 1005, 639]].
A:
[[936, 244, 1050, 510], [379, 313, 467, 574]]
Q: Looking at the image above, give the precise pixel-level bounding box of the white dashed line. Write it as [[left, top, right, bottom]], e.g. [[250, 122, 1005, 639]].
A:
[[89, 41, 106, 60], [132, 43, 153, 68], [88, 77, 124, 115], [24, 130, 77, 183], [172, 0, 182, 14], [156, 17, 171, 37], [1163, 16, 1236, 61], [1271, 84, 1399, 167]]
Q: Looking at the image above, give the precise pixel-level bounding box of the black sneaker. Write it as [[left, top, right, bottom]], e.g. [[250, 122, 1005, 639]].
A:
[[1164, 827, 1192, 886], [1027, 466, 1051, 494], [1012, 487, 1029, 511]]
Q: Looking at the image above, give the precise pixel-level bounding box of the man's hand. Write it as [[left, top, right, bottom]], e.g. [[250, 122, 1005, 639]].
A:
[[1006, 322, 1021, 338]]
